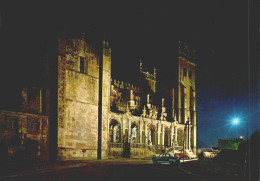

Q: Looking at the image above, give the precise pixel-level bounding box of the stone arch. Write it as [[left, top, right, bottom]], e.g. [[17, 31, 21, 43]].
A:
[[147, 124, 156, 145], [109, 119, 121, 143], [164, 127, 171, 147], [130, 122, 139, 143]]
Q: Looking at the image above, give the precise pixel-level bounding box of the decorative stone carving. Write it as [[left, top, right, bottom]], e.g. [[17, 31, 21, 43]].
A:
[[141, 106, 146, 117]]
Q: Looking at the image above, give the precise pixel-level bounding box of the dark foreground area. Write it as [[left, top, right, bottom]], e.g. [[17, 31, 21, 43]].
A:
[[0, 158, 245, 181]]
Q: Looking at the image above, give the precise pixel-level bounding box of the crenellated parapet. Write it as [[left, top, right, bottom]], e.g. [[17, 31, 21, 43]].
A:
[[110, 77, 171, 123], [110, 78, 143, 113], [111, 78, 142, 92]]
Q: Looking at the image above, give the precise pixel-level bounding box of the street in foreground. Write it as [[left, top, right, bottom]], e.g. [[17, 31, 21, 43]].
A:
[[0, 159, 243, 181]]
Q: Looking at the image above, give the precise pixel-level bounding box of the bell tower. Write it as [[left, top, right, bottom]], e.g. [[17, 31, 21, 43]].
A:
[[175, 41, 197, 153]]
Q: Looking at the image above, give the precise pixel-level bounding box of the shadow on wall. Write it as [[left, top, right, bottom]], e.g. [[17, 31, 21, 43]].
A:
[[0, 137, 39, 162]]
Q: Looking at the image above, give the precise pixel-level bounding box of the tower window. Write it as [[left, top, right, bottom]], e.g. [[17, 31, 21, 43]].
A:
[[5, 116, 18, 131], [27, 117, 39, 133], [80, 56, 84, 73], [183, 68, 187, 77], [189, 70, 192, 79]]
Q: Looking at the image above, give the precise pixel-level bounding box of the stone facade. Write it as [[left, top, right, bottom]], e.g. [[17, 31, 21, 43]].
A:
[[55, 34, 197, 159], [0, 32, 197, 160], [56, 34, 108, 159], [0, 110, 49, 160]]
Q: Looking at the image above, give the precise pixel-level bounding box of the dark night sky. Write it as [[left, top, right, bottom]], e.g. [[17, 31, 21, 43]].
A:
[[0, 0, 259, 147]]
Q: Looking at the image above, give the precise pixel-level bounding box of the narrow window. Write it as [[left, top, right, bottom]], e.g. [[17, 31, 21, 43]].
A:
[[27, 117, 39, 133], [189, 70, 192, 79], [5, 116, 18, 131], [183, 68, 187, 77], [80, 56, 84, 73]]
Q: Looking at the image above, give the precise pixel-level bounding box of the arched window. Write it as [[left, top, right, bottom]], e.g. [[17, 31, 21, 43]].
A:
[[132, 126, 137, 140], [109, 120, 121, 143], [116, 126, 120, 141], [148, 127, 155, 145]]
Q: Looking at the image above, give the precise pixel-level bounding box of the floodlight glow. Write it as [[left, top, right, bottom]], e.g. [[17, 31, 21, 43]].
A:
[[232, 118, 239, 125]]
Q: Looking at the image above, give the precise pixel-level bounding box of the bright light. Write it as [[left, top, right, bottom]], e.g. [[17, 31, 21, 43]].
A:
[[232, 118, 239, 125]]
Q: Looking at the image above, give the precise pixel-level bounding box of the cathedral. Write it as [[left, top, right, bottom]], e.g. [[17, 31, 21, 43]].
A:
[[0, 31, 197, 160]]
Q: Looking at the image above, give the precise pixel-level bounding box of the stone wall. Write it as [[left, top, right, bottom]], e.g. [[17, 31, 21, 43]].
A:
[[0, 110, 49, 160], [57, 35, 111, 159], [57, 35, 101, 159]]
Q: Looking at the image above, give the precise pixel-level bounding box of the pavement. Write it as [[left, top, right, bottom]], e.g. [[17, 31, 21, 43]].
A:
[[0, 158, 151, 178], [1, 158, 244, 181], [0, 157, 199, 178], [0, 158, 205, 181]]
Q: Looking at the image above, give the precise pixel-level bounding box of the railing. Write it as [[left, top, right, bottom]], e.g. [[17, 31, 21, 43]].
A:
[[109, 142, 122, 148], [147, 145, 156, 152], [109, 142, 175, 153], [131, 143, 145, 148]]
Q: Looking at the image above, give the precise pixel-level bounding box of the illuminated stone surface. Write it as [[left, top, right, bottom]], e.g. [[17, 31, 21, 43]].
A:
[[0, 34, 197, 160]]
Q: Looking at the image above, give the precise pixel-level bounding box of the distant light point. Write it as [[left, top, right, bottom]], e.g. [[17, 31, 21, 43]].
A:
[[232, 118, 239, 125]]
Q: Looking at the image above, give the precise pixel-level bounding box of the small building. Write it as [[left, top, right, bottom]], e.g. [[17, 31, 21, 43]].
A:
[[218, 138, 244, 150]]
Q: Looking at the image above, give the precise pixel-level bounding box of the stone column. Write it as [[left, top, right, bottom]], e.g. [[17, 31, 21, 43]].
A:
[[183, 92, 186, 124], [161, 124, 165, 146], [139, 120, 143, 143], [170, 125, 174, 147], [188, 126, 191, 150], [171, 88, 175, 120], [144, 121, 147, 145], [174, 126, 178, 144], [185, 126, 188, 150], [192, 120, 197, 153], [192, 92, 197, 154], [121, 116, 125, 143], [128, 119, 131, 142], [178, 85, 182, 123], [157, 123, 161, 145]]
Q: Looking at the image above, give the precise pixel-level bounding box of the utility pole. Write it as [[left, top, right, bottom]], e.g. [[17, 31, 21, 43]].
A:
[[187, 117, 190, 151], [97, 39, 103, 160]]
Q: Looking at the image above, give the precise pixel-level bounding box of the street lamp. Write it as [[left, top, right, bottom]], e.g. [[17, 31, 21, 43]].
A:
[[185, 117, 190, 151], [182, 117, 190, 163], [232, 118, 240, 125]]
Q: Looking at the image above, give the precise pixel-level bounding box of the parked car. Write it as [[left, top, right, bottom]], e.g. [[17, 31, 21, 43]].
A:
[[174, 152, 190, 159], [174, 149, 195, 159], [185, 149, 197, 159], [152, 153, 180, 165]]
